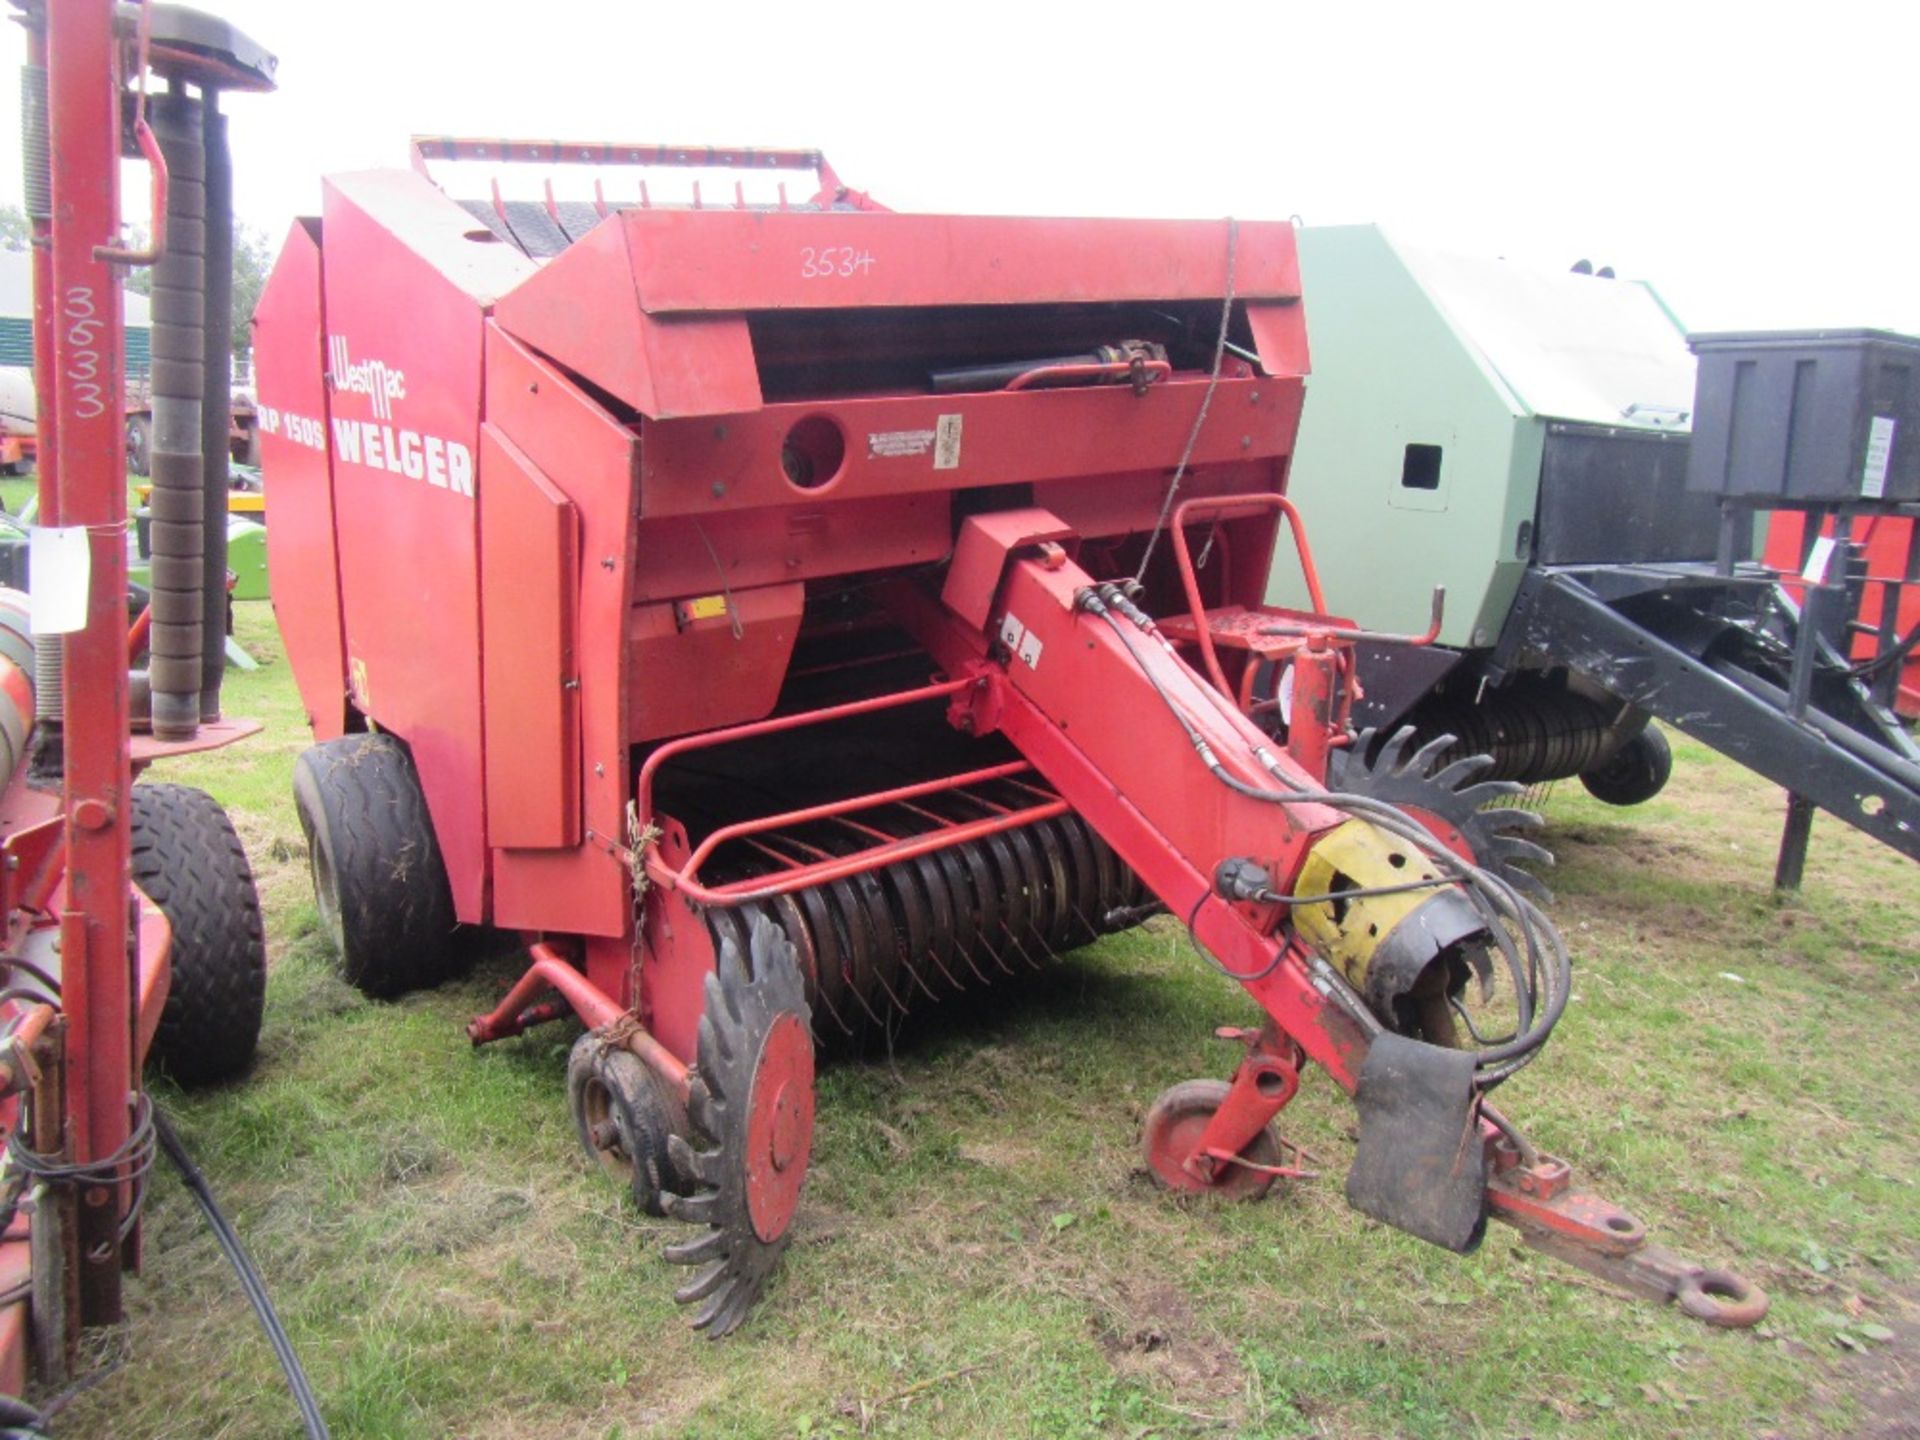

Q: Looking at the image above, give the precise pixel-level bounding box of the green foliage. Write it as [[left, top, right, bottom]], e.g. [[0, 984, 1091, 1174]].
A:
[[118, 220, 272, 360]]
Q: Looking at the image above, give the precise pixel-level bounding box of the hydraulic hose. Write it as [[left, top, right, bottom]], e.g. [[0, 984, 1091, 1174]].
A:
[[1081, 588, 1569, 1083], [1101, 584, 1570, 1075], [145, 87, 207, 740]]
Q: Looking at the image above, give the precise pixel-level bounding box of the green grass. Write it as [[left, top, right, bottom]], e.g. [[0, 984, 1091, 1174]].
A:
[[47, 602, 1920, 1438]]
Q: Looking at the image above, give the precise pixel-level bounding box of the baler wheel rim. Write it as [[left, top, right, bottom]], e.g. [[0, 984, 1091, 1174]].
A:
[[307, 832, 345, 958], [1141, 1078, 1285, 1201], [566, 1035, 689, 1217]]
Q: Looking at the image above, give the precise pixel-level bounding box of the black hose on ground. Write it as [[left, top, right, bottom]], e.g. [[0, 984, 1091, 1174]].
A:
[[152, 1110, 329, 1440]]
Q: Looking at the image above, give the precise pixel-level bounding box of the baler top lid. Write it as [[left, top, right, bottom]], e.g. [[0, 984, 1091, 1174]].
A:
[[1352, 227, 1698, 431]]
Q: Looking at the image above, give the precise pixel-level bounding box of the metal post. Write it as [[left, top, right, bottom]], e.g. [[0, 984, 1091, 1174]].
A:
[[1774, 794, 1815, 891], [44, 0, 134, 1324], [21, 22, 63, 777], [1774, 527, 1840, 892], [1714, 500, 1743, 576]]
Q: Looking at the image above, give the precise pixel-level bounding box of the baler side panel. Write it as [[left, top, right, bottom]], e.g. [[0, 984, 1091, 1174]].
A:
[[628, 587, 804, 742], [320, 179, 491, 923], [617, 212, 1300, 314], [254, 217, 349, 736], [489, 215, 762, 420], [478, 426, 580, 849], [631, 496, 945, 603], [636, 380, 1299, 519], [482, 325, 639, 938]]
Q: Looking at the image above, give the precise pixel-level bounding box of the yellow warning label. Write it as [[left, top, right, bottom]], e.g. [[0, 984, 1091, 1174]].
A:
[[680, 594, 730, 622]]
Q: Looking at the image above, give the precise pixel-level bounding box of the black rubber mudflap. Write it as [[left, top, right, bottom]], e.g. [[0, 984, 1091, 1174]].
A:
[[1344, 1034, 1487, 1253]]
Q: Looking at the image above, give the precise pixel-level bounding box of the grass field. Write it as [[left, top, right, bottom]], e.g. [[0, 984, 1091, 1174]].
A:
[[47, 600, 1920, 1439]]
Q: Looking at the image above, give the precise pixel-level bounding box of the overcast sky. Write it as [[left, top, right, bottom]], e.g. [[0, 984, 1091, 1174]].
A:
[[7, 0, 1918, 334]]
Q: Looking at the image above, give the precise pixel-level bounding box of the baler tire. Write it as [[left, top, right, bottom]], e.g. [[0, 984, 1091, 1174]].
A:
[[131, 783, 267, 1085], [1579, 725, 1673, 807], [567, 1035, 691, 1217], [292, 733, 460, 998]]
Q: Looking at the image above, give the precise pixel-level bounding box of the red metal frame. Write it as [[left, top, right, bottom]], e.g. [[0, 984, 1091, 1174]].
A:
[[3, 7, 264, 1389], [1186, 1024, 1312, 1184], [45, 0, 136, 1324], [653, 763, 1068, 907], [1169, 492, 1327, 698]]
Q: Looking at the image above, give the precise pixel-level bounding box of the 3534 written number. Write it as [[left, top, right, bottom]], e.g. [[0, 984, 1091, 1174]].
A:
[[800, 245, 876, 279]]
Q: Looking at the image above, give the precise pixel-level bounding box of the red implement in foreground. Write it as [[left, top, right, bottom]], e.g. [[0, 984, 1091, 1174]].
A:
[[1, 1, 270, 1412], [257, 142, 1765, 1336]]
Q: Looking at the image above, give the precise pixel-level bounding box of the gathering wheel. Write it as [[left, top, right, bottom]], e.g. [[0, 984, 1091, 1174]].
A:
[[1142, 1079, 1286, 1201], [663, 910, 815, 1337], [1330, 725, 1554, 901]]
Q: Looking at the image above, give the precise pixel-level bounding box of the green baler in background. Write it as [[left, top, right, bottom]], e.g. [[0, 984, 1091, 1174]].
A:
[[1272, 226, 1919, 878]]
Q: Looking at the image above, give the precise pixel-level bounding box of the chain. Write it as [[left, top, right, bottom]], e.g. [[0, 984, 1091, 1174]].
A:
[[624, 798, 664, 993]]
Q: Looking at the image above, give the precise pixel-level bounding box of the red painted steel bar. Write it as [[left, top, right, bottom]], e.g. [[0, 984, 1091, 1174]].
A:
[[648, 797, 1072, 906], [678, 759, 1035, 874], [635, 677, 970, 821], [0, 1004, 57, 1097], [46, 0, 134, 1323], [468, 943, 690, 1095], [1169, 493, 1329, 697]]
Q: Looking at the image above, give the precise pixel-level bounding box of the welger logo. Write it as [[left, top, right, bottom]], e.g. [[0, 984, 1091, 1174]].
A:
[[328, 335, 406, 422], [325, 331, 475, 500]]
